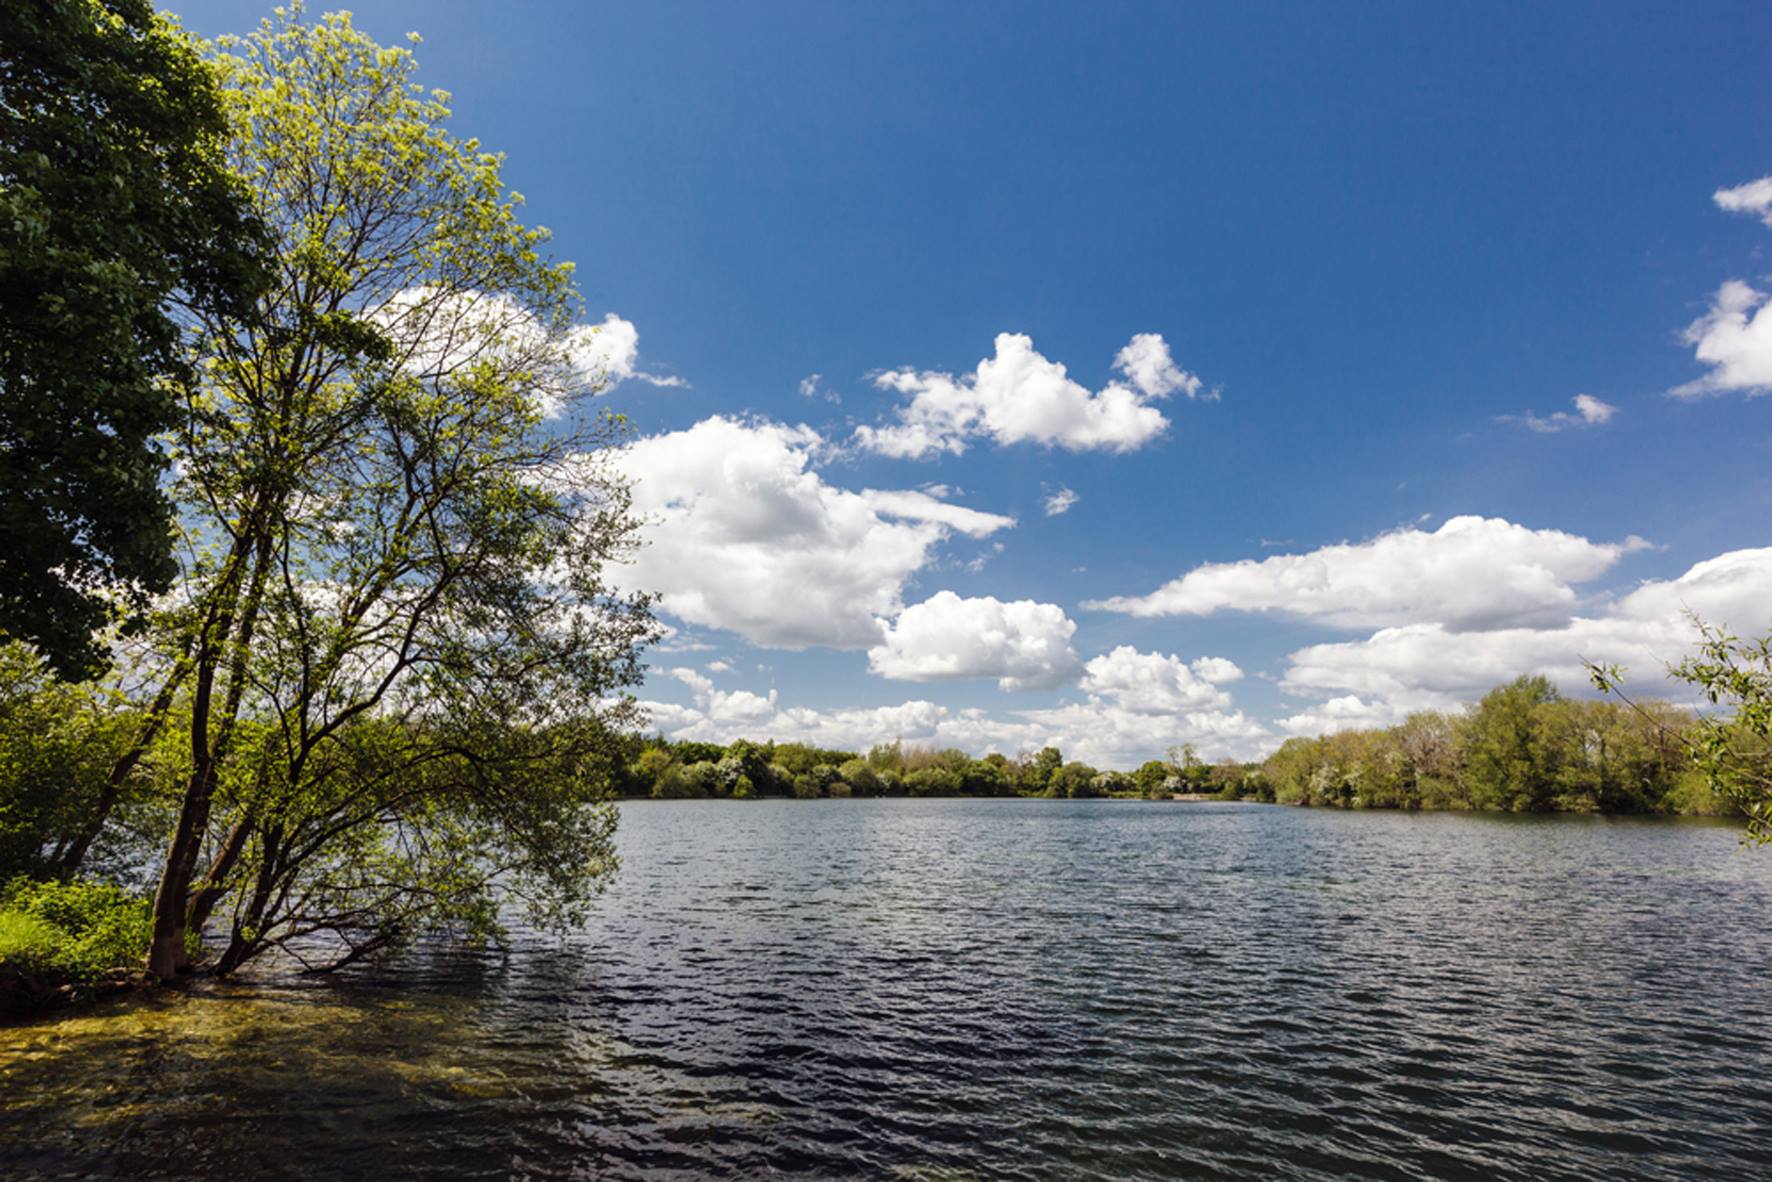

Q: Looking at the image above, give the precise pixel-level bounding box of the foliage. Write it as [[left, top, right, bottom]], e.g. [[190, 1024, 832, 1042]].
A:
[[772, 743, 861, 775], [0, 0, 271, 677], [0, 643, 156, 880], [1595, 619, 1772, 842], [1135, 760, 1171, 798], [611, 671, 1730, 825], [905, 766, 963, 796], [0, 877, 150, 985], [1669, 624, 1772, 841], [1462, 677, 1565, 811], [46, 7, 661, 980], [1049, 761, 1100, 798], [1264, 676, 1711, 817], [619, 736, 1055, 800]]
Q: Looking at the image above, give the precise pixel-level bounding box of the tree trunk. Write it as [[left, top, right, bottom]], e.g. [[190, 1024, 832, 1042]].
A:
[[147, 522, 271, 981], [148, 705, 220, 979], [186, 814, 251, 937]]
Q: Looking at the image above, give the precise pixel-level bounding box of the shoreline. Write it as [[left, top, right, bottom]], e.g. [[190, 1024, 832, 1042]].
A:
[[612, 794, 1743, 822]]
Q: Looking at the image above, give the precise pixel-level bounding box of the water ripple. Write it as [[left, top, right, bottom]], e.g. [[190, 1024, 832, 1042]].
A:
[[3, 800, 1771, 1180]]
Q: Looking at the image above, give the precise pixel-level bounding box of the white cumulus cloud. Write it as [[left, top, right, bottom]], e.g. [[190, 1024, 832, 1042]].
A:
[[1276, 695, 1414, 737], [1190, 656, 1245, 684], [567, 313, 686, 389], [1278, 546, 1772, 719], [1084, 516, 1648, 632], [1714, 175, 1772, 227], [1113, 333, 1205, 399], [854, 332, 1203, 459], [868, 591, 1080, 691], [1018, 700, 1269, 766], [798, 372, 839, 403], [1672, 279, 1772, 399], [854, 489, 1019, 536], [666, 666, 777, 724], [1078, 646, 1234, 713], [613, 417, 1014, 650]]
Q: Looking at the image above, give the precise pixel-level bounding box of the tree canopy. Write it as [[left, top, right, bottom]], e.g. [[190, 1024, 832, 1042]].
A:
[[1594, 620, 1772, 843], [0, 0, 270, 678], [126, 8, 657, 980]]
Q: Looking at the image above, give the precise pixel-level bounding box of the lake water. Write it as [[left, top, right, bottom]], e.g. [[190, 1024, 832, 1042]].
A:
[[4, 799, 1772, 1179]]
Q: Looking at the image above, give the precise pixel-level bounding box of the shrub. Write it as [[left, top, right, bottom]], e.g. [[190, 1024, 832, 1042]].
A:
[[1663, 768, 1734, 817], [0, 877, 150, 985]]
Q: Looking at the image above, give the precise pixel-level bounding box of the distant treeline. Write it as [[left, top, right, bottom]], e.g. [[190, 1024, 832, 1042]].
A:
[[1261, 676, 1727, 815], [621, 676, 1737, 818]]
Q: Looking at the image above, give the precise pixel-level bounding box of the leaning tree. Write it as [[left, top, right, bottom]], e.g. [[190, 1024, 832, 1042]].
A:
[[87, 8, 656, 980]]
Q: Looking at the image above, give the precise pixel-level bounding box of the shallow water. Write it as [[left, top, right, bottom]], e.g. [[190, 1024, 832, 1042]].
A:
[[4, 799, 1771, 1180]]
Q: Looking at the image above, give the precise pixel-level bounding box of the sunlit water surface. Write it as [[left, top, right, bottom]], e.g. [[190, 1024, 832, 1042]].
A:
[[4, 800, 1772, 1180]]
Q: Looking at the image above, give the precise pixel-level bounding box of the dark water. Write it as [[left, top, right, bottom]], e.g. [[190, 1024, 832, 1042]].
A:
[[4, 800, 1772, 1180]]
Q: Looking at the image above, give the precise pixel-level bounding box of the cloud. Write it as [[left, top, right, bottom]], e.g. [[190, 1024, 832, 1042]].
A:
[[1113, 333, 1205, 399], [1671, 280, 1772, 399], [798, 372, 839, 403], [1190, 656, 1245, 684], [566, 314, 640, 387], [965, 541, 1006, 574], [1017, 699, 1269, 766], [1570, 393, 1617, 424], [613, 416, 1014, 649], [854, 489, 1018, 536], [372, 287, 579, 416], [665, 666, 777, 724], [1043, 487, 1079, 517], [1498, 393, 1619, 433], [567, 311, 683, 389], [370, 290, 681, 418], [1084, 516, 1648, 632], [1278, 546, 1772, 720], [652, 622, 716, 654], [666, 666, 713, 699], [1715, 175, 1772, 227], [566, 313, 688, 390], [1078, 646, 1234, 713], [854, 332, 1203, 459], [867, 591, 1081, 690], [1276, 695, 1413, 737], [635, 684, 1268, 768]]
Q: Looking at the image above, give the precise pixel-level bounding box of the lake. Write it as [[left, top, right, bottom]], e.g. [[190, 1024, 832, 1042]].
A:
[[4, 799, 1771, 1179]]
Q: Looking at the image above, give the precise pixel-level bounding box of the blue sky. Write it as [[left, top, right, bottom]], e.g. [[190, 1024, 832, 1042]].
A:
[[174, 1, 1772, 765]]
